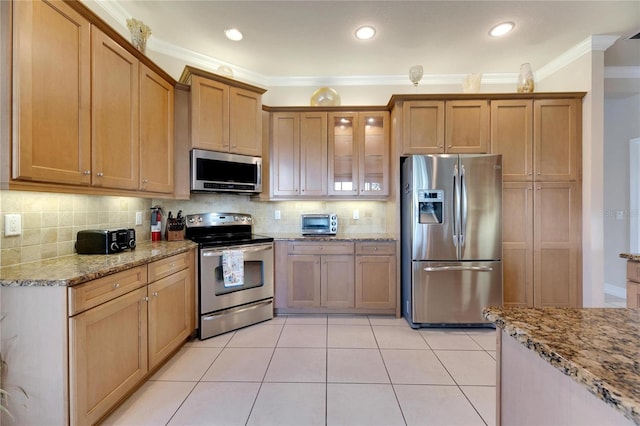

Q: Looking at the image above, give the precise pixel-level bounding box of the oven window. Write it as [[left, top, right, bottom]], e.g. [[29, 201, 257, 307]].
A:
[[303, 217, 328, 229], [214, 260, 265, 295], [196, 158, 257, 183]]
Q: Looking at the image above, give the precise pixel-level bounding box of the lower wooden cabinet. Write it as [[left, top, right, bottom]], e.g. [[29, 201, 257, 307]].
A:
[[277, 240, 397, 314], [626, 261, 640, 308]]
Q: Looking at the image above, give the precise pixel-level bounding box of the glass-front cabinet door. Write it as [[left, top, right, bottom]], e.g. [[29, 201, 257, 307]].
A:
[[359, 112, 389, 196], [328, 112, 357, 195]]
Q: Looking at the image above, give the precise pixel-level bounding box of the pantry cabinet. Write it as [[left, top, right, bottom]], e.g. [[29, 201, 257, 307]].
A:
[[491, 96, 583, 308], [275, 240, 397, 314], [9, 0, 177, 196], [328, 111, 390, 196], [181, 66, 265, 156], [12, 0, 91, 185], [399, 100, 489, 154], [271, 111, 328, 197]]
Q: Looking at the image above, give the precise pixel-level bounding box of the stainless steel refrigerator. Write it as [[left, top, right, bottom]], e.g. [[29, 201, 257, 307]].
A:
[[401, 154, 502, 326]]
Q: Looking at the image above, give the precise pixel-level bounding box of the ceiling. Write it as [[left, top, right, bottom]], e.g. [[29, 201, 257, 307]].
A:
[[90, 1, 639, 83]]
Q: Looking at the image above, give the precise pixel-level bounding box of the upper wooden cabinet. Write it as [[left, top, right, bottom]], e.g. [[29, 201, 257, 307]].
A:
[[399, 100, 488, 154], [12, 0, 91, 185], [139, 63, 174, 193], [491, 98, 581, 182], [328, 111, 390, 196], [271, 111, 327, 197], [181, 66, 265, 156]]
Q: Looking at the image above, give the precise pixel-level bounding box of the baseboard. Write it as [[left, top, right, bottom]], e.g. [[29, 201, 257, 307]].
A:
[[604, 283, 627, 299]]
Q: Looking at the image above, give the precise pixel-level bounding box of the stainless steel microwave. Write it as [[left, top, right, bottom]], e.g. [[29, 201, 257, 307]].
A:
[[301, 214, 338, 235], [190, 149, 262, 194]]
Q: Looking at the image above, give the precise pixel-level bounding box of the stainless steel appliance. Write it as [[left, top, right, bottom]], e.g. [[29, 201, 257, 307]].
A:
[[301, 213, 338, 235], [185, 213, 274, 339], [401, 154, 502, 326], [190, 149, 262, 194], [76, 229, 136, 254]]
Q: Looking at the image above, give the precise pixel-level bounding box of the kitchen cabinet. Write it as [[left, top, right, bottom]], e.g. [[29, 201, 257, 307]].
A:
[[69, 251, 193, 424], [271, 111, 327, 197], [286, 242, 355, 308], [12, 0, 91, 185], [9, 0, 177, 196], [399, 100, 488, 154], [328, 111, 390, 197], [355, 242, 397, 310], [625, 261, 640, 308], [181, 66, 265, 156], [491, 97, 582, 307]]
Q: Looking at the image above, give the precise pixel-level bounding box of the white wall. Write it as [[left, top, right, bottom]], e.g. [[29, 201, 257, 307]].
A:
[[604, 93, 640, 295]]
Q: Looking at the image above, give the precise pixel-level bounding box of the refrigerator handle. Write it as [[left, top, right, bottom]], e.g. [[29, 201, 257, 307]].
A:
[[452, 164, 459, 248], [423, 266, 494, 272], [460, 164, 467, 249]]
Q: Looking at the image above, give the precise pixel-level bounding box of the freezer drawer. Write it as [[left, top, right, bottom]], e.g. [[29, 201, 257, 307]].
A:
[[409, 261, 502, 325]]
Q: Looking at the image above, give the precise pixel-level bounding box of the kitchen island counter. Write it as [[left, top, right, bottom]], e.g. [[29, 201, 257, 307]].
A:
[[484, 307, 639, 425], [0, 240, 198, 287]]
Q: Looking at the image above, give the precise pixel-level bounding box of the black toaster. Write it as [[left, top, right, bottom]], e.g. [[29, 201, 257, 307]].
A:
[[76, 229, 136, 254]]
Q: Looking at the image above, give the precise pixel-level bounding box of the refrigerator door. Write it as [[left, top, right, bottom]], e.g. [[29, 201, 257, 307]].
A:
[[410, 261, 502, 325], [458, 154, 502, 261], [409, 155, 459, 261]]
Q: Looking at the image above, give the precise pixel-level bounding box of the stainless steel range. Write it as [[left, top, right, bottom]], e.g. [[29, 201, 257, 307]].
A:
[[185, 213, 274, 340]]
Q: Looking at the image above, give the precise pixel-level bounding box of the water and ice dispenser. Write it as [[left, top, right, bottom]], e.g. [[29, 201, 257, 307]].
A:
[[418, 189, 443, 224]]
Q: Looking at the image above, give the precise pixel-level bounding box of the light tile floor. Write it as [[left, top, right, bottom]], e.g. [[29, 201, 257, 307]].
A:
[[104, 315, 497, 426]]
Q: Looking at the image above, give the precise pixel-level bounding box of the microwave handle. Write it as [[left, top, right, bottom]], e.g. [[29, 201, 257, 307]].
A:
[[257, 162, 262, 186]]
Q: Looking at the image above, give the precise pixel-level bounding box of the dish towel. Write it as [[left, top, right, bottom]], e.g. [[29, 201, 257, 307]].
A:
[[222, 250, 244, 287]]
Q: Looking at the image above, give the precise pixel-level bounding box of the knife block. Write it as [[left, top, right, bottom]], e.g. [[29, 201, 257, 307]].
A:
[[165, 229, 184, 241]]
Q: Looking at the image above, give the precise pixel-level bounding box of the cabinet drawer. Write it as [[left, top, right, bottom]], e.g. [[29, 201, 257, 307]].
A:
[[148, 251, 193, 282], [627, 261, 640, 284], [355, 242, 396, 255], [68, 266, 147, 316], [288, 242, 354, 255]]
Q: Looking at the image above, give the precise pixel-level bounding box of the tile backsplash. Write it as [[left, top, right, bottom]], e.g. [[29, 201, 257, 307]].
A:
[[0, 190, 396, 268]]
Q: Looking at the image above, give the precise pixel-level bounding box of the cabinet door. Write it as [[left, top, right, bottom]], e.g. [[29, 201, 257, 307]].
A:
[[534, 99, 581, 181], [401, 101, 445, 154], [139, 63, 174, 193], [355, 254, 396, 310], [148, 268, 192, 369], [13, 0, 91, 184], [300, 112, 328, 196], [502, 182, 534, 307], [534, 182, 581, 307], [627, 282, 640, 308], [190, 75, 229, 151], [490, 100, 533, 182], [91, 26, 139, 190], [321, 255, 355, 308], [359, 112, 389, 196], [287, 255, 321, 307], [328, 112, 358, 195], [230, 87, 262, 156], [69, 287, 148, 426], [271, 112, 300, 196], [445, 100, 490, 153]]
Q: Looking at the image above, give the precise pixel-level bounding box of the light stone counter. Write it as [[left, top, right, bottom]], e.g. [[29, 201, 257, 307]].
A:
[[0, 240, 198, 287], [270, 233, 396, 242], [484, 307, 640, 425]]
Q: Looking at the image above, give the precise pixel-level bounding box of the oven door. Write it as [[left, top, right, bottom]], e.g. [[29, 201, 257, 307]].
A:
[[199, 242, 274, 314]]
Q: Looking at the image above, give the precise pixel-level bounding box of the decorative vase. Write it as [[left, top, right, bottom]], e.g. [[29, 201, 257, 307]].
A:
[[462, 73, 482, 93], [126, 18, 152, 54], [310, 87, 341, 106], [517, 63, 534, 93], [409, 65, 424, 87]]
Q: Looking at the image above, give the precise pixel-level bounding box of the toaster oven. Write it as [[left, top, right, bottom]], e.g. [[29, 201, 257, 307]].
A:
[[301, 214, 338, 235]]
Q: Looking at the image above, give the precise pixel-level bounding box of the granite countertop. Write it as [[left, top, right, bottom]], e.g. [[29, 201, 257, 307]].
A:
[[0, 240, 198, 287], [270, 233, 396, 241], [620, 253, 640, 262], [483, 307, 640, 425]]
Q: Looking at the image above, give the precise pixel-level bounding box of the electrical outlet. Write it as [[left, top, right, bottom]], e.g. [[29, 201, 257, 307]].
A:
[[5, 214, 21, 236], [353, 210, 359, 220], [274, 210, 281, 220], [135, 211, 143, 226]]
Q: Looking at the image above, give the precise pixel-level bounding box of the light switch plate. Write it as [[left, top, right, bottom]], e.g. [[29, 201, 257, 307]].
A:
[[353, 210, 359, 220], [274, 210, 281, 220], [135, 211, 143, 226], [5, 214, 21, 236]]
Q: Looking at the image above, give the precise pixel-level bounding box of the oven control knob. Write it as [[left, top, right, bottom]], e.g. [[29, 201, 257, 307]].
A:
[[234, 215, 239, 221], [110, 242, 120, 252], [247, 217, 252, 222]]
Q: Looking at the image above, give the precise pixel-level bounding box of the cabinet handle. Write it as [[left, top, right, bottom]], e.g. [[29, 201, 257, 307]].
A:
[[113, 283, 120, 289], [152, 292, 158, 297], [143, 296, 149, 302], [142, 178, 148, 183], [537, 187, 541, 190], [97, 172, 104, 177], [83, 170, 91, 175], [170, 262, 176, 268], [448, 145, 452, 148]]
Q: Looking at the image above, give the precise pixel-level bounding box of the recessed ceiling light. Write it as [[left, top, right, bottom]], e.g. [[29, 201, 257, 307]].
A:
[[355, 26, 376, 40], [489, 22, 515, 37], [224, 28, 243, 41]]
